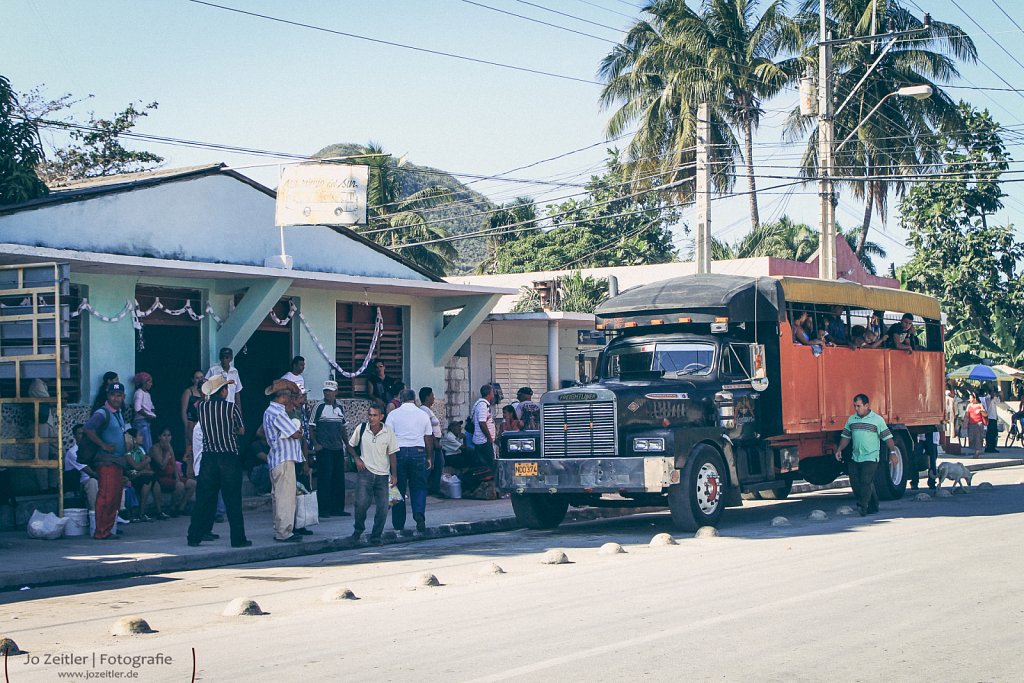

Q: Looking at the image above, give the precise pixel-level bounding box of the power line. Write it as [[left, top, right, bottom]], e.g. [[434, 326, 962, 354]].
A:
[[566, 0, 638, 22], [508, 0, 623, 33], [459, 0, 617, 44], [946, 0, 1024, 89], [990, 0, 1024, 34], [186, 0, 602, 86]]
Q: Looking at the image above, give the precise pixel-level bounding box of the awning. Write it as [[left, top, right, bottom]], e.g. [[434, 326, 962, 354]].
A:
[[778, 276, 941, 320]]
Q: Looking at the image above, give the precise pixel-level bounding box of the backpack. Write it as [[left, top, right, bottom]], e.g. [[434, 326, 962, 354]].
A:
[[352, 421, 369, 456], [78, 407, 110, 466]]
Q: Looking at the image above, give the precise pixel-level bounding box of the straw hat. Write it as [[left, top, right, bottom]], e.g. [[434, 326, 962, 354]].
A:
[[264, 378, 301, 396], [202, 375, 229, 396]]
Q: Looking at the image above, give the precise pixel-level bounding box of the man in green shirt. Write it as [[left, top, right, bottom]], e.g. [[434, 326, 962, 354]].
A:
[[835, 393, 900, 516]]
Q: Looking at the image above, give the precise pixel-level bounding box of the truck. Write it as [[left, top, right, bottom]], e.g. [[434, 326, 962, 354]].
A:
[[496, 273, 946, 531]]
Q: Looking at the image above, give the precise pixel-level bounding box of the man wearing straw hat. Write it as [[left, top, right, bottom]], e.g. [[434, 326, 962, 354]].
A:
[[187, 374, 250, 548], [263, 378, 306, 542]]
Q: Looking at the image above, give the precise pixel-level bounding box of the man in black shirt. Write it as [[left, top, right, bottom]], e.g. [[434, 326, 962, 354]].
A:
[[187, 375, 250, 548], [365, 360, 391, 402], [886, 313, 921, 353]]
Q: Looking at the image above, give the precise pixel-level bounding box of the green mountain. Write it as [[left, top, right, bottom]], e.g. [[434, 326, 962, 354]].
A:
[[313, 143, 493, 273]]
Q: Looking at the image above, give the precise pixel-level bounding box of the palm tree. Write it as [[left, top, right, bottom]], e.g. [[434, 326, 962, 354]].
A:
[[786, 0, 976, 257], [355, 142, 458, 276], [599, 0, 801, 228], [475, 197, 537, 274]]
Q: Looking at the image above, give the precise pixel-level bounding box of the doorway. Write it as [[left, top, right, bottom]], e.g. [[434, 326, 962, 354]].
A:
[[233, 330, 292, 438], [135, 324, 201, 454]]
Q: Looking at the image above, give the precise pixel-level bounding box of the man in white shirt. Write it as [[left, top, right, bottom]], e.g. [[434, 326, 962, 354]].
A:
[[206, 347, 243, 411], [472, 384, 497, 468], [281, 356, 306, 393], [63, 424, 99, 510], [418, 386, 443, 494], [385, 389, 433, 533], [347, 404, 398, 545]]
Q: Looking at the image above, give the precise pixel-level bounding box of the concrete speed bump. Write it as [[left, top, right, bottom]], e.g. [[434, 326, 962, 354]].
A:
[[978, 482, 994, 490], [222, 598, 267, 616], [598, 542, 626, 554], [109, 616, 155, 636], [0, 636, 25, 655], [694, 526, 719, 538], [914, 492, 932, 501], [321, 587, 358, 602], [649, 533, 678, 547], [540, 550, 571, 564], [936, 488, 952, 498], [808, 510, 828, 521], [836, 505, 856, 516], [479, 562, 506, 576], [770, 516, 790, 527], [406, 573, 441, 589]]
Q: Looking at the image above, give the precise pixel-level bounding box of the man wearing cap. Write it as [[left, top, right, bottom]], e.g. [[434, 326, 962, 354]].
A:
[[311, 380, 349, 517], [206, 347, 243, 411], [84, 382, 129, 540], [512, 387, 540, 430], [187, 375, 250, 548], [263, 379, 306, 542]]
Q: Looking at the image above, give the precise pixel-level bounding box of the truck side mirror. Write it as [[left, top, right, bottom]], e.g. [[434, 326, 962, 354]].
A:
[[750, 344, 769, 392]]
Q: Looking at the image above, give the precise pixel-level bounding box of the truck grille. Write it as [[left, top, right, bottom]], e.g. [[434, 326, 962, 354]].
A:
[[542, 401, 617, 457]]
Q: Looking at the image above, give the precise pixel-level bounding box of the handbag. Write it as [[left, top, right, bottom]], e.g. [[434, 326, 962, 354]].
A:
[[295, 490, 319, 528]]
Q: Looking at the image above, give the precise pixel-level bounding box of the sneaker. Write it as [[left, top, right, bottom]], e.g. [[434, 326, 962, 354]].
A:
[[156, 512, 170, 520], [116, 516, 130, 525]]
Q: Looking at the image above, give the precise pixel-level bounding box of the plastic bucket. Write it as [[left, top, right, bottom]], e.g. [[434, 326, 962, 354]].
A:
[[442, 477, 462, 499], [63, 508, 88, 537], [88, 511, 117, 537]]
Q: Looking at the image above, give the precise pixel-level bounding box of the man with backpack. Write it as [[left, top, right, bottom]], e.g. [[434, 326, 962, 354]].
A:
[[311, 380, 349, 518], [82, 382, 129, 540], [347, 403, 398, 545]]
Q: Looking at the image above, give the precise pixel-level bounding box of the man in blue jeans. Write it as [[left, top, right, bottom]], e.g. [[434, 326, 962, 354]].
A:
[[385, 389, 434, 534], [347, 404, 398, 544]]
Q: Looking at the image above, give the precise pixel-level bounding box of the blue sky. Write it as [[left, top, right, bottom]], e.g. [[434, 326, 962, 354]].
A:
[[5, 0, 1024, 270]]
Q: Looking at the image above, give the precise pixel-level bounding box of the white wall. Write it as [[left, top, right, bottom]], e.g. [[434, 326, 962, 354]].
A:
[[0, 174, 429, 281], [468, 321, 587, 400]]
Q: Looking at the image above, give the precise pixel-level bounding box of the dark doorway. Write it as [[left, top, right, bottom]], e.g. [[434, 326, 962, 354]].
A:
[[233, 330, 292, 439], [135, 325, 201, 454]]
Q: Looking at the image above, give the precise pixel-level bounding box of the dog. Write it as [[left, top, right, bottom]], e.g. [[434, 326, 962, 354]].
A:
[[936, 462, 973, 492]]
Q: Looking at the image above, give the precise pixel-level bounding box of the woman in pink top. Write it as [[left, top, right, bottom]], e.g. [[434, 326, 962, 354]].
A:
[[964, 392, 988, 458]]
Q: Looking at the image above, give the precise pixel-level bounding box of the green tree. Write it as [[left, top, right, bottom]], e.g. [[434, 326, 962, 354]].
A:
[[492, 152, 679, 273], [0, 74, 47, 204], [787, 0, 975, 257], [476, 197, 537, 274], [339, 142, 458, 276], [599, 0, 801, 226], [899, 104, 1024, 366], [40, 101, 164, 185]]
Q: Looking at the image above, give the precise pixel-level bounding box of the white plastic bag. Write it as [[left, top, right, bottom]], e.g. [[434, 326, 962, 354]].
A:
[[295, 491, 319, 528], [388, 485, 403, 508], [27, 510, 68, 540]]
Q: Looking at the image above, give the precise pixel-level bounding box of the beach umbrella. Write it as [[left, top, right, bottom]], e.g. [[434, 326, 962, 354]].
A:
[[946, 364, 1020, 381]]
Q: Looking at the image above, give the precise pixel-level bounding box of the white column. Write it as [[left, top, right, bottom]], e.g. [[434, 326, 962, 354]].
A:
[[547, 320, 560, 391]]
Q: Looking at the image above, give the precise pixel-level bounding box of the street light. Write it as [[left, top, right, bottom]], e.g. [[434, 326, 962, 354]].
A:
[[836, 85, 933, 152]]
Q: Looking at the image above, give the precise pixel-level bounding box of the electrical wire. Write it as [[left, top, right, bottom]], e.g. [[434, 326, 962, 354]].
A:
[[459, 0, 618, 44]]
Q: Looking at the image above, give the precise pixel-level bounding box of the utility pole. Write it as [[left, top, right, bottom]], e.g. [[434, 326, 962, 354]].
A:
[[696, 101, 711, 274], [817, 0, 836, 280]]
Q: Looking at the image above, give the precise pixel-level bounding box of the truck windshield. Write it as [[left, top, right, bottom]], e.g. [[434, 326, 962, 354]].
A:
[[603, 342, 716, 379]]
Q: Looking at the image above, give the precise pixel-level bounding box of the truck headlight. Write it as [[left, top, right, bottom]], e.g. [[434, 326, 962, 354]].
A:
[[507, 438, 536, 453], [633, 437, 666, 453]]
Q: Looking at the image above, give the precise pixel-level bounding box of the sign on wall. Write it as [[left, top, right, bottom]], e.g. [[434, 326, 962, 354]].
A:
[[275, 164, 369, 227]]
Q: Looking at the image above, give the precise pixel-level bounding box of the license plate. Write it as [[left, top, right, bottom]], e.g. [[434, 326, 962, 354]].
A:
[[514, 462, 539, 477]]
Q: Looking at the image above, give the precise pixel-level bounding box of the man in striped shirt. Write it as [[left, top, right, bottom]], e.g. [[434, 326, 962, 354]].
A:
[[187, 375, 250, 547], [835, 393, 900, 516], [263, 379, 306, 542]]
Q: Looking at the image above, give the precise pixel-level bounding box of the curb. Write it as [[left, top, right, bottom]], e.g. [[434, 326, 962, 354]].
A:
[[790, 458, 1024, 495], [0, 505, 663, 592]]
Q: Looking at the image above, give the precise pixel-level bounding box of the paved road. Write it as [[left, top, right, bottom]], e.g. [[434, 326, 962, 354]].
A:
[[4, 467, 1024, 682]]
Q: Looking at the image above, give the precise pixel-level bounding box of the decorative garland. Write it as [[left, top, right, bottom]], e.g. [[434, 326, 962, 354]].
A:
[[70, 298, 383, 377]]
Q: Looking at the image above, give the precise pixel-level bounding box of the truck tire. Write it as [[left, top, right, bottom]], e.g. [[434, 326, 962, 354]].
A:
[[758, 480, 793, 500], [668, 445, 727, 531], [511, 494, 569, 530], [875, 431, 911, 500]]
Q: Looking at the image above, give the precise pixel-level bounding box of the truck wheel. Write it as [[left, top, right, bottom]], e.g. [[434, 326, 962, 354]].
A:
[[875, 432, 911, 500], [758, 480, 792, 500], [511, 494, 569, 529], [668, 445, 727, 531]]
